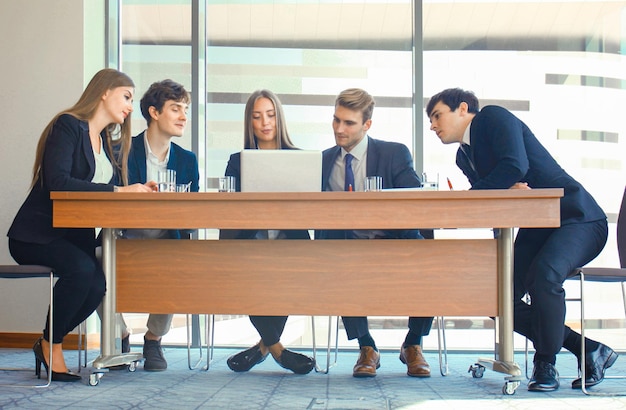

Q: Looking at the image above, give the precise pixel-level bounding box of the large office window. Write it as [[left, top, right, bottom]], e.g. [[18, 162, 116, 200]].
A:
[[117, 0, 626, 351]]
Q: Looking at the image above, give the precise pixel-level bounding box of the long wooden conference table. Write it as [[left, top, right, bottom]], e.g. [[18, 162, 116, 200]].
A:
[[52, 189, 562, 392]]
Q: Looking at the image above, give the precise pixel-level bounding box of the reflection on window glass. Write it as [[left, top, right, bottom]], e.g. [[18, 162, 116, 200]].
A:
[[205, 46, 413, 176]]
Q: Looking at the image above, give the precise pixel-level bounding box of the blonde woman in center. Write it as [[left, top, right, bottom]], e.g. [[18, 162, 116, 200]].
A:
[[222, 89, 315, 374]]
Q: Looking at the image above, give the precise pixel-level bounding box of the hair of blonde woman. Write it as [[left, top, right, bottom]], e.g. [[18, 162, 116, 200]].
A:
[[335, 88, 376, 123], [243, 89, 296, 149], [31, 68, 135, 188]]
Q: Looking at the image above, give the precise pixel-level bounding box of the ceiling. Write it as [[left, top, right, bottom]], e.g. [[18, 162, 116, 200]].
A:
[[121, 1, 625, 52]]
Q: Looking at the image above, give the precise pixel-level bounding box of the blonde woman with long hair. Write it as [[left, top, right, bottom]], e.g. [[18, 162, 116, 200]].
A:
[[8, 68, 156, 382], [223, 90, 316, 375]]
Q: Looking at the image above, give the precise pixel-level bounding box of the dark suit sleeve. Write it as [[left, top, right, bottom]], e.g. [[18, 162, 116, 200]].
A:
[[470, 107, 529, 190], [389, 143, 422, 188], [224, 153, 242, 192], [220, 153, 244, 239], [382, 142, 423, 238], [187, 152, 200, 193], [179, 149, 200, 237]]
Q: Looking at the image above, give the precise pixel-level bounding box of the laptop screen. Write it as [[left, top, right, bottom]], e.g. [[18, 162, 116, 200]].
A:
[[240, 150, 322, 192]]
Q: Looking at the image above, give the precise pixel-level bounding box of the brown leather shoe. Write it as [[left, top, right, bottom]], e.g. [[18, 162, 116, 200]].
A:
[[399, 345, 431, 377], [353, 346, 380, 377]]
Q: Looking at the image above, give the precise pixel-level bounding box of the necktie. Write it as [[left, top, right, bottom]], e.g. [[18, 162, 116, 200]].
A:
[[344, 153, 355, 191], [458, 144, 479, 185]]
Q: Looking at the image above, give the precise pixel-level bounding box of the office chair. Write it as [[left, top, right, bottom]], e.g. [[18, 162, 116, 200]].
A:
[[435, 316, 450, 376], [420, 229, 450, 376], [77, 320, 88, 372], [567, 186, 626, 395], [524, 187, 626, 395], [0, 265, 55, 388], [311, 316, 339, 374], [186, 314, 214, 370]]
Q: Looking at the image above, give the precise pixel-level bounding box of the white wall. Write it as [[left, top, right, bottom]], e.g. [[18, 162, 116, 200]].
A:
[[0, 0, 104, 332]]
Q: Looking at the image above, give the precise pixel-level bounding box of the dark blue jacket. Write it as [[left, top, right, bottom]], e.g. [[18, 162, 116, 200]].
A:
[[126, 131, 200, 239], [319, 136, 424, 239], [458, 105, 606, 225]]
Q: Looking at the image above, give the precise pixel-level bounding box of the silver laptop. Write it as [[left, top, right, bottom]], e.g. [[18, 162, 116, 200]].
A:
[[240, 150, 322, 192]]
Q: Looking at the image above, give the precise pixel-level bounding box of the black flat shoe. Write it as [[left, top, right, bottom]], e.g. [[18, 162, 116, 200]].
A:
[[33, 337, 81, 382], [275, 349, 316, 375], [227, 343, 269, 372], [572, 343, 618, 389], [528, 360, 559, 392]]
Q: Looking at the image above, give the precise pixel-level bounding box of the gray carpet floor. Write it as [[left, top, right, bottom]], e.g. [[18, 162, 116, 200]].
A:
[[1, 347, 625, 409]]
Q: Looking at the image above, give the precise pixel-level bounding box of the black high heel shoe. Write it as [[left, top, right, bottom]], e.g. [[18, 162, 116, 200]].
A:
[[33, 337, 81, 382]]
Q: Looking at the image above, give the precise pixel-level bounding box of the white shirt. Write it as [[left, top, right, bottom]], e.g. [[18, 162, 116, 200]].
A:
[[91, 137, 113, 184], [144, 132, 171, 183], [122, 132, 171, 239]]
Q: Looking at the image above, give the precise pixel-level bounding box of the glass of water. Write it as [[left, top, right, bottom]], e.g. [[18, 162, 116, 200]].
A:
[[158, 169, 176, 192]]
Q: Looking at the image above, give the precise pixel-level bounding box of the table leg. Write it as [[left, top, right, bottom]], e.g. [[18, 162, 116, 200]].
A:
[[474, 228, 522, 394], [92, 228, 142, 371], [497, 227, 516, 364]]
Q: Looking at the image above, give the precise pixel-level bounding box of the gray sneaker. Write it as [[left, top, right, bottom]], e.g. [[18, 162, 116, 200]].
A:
[[143, 337, 167, 371]]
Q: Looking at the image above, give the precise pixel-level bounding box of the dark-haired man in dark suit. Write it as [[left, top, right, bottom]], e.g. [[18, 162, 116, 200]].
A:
[[318, 88, 433, 379], [426, 87, 617, 392], [120, 79, 199, 371]]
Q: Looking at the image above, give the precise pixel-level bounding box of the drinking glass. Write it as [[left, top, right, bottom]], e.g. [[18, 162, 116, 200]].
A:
[[158, 169, 176, 192], [218, 176, 236, 192], [364, 176, 382, 191], [175, 183, 190, 192], [421, 172, 439, 190]]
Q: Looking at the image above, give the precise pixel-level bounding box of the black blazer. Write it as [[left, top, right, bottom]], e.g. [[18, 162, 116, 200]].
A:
[[458, 105, 606, 225], [221, 148, 310, 240], [8, 114, 115, 245], [319, 136, 424, 239], [125, 131, 200, 239]]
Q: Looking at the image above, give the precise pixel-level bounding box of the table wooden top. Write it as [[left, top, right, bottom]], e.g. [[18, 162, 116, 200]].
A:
[[52, 188, 562, 230]]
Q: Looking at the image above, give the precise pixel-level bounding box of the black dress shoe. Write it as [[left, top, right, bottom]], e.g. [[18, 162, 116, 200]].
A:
[[275, 349, 315, 374], [227, 343, 269, 372], [528, 360, 559, 392], [572, 343, 618, 389]]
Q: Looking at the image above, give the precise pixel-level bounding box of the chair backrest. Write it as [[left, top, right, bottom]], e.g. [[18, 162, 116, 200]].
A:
[[617, 186, 626, 268]]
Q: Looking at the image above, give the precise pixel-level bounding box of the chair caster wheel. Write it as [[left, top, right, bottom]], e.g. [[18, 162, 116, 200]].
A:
[[502, 381, 519, 395], [88, 373, 101, 386]]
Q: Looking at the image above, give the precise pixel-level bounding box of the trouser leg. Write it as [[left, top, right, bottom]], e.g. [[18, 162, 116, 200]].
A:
[[408, 317, 433, 337], [146, 314, 174, 337], [341, 317, 369, 340], [249, 316, 288, 346], [514, 221, 607, 360]]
